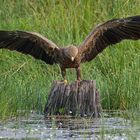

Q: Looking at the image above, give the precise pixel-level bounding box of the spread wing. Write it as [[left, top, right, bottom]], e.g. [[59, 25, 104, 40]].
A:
[[79, 15, 140, 62], [0, 31, 60, 64]]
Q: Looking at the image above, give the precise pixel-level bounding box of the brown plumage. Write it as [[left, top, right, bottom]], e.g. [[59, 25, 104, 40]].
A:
[[0, 15, 140, 81]]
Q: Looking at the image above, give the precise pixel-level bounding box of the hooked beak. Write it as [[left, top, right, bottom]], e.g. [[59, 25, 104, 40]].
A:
[[71, 57, 74, 61]]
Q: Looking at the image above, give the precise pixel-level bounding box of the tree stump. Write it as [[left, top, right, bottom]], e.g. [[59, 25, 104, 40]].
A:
[[44, 80, 102, 117]]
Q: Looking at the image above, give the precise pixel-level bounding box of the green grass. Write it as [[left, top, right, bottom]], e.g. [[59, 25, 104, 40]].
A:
[[0, 0, 140, 119]]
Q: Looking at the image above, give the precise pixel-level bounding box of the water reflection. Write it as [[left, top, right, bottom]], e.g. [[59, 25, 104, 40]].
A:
[[0, 111, 140, 139]]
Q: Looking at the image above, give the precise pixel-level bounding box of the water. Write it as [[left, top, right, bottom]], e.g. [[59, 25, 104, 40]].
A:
[[0, 111, 140, 140]]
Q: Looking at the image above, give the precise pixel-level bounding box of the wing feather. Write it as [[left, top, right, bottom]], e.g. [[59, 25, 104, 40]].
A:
[[79, 15, 140, 62], [0, 31, 60, 64]]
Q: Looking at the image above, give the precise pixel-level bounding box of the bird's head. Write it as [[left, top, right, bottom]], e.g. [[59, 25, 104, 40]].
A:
[[64, 45, 78, 61]]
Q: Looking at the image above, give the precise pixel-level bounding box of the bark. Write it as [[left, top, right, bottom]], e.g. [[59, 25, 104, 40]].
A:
[[44, 80, 102, 117]]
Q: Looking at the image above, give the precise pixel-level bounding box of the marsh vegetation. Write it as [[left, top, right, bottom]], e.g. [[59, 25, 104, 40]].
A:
[[0, 0, 140, 120]]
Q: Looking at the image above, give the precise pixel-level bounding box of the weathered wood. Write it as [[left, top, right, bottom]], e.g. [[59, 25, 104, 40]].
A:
[[44, 80, 102, 117]]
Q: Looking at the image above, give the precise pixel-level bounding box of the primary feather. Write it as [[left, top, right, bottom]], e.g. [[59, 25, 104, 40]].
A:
[[0, 31, 59, 64], [79, 15, 140, 62]]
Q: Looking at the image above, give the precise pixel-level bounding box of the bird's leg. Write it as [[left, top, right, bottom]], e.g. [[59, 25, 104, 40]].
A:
[[76, 66, 82, 82], [61, 68, 67, 84]]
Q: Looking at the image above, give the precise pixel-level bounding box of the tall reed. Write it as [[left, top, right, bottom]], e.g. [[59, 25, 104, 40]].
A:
[[0, 0, 140, 119]]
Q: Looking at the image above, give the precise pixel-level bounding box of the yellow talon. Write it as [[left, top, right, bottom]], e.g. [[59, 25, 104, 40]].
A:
[[64, 79, 68, 84]]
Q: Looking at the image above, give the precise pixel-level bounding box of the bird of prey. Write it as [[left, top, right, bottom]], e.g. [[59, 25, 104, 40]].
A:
[[0, 15, 140, 83]]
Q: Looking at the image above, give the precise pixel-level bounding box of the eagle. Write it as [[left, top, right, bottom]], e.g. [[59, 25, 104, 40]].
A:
[[0, 15, 140, 83]]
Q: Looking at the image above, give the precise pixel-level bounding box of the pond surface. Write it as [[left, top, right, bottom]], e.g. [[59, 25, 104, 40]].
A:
[[0, 111, 140, 140]]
